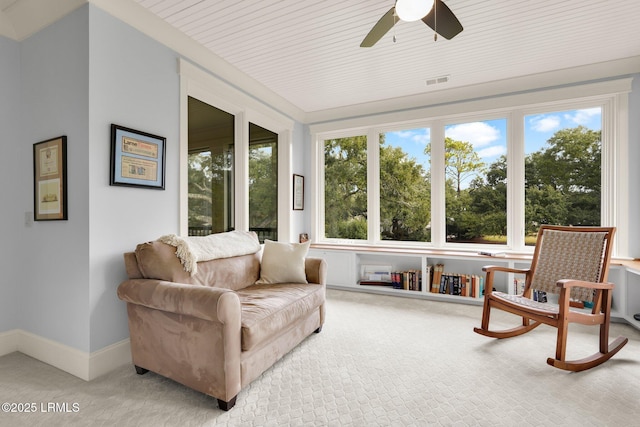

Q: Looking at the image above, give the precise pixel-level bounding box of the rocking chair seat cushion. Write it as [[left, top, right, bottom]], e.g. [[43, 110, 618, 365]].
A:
[[492, 292, 560, 317]]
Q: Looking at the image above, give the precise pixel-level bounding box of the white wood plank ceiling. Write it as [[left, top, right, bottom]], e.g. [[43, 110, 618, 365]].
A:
[[5, 0, 638, 114], [133, 0, 640, 113]]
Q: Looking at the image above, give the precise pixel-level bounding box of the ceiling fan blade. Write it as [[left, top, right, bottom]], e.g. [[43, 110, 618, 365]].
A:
[[422, 0, 463, 40], [360, 7, 398, 47]]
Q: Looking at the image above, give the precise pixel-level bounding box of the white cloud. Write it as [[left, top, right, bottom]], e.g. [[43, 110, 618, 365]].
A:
[[412, 129, 430, 145], [445, 122, 500, 147], [392, 130, 415, 138], [529, 115, 561, 132], [565, 108, 601, 125], [390, 129, 430, 146], [477, 145, 506, 159]]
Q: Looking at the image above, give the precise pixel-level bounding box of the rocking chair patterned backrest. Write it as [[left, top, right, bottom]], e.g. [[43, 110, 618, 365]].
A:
[[530, 228, 609, 303]]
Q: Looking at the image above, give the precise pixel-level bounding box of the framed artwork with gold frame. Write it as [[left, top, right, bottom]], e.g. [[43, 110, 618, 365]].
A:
[[33, 136, 68, 221]]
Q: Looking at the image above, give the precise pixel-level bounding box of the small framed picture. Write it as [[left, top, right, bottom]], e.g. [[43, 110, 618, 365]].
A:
[[293, 174, 304, 210], [110, 124, 166, 189], [33, 136, 67, 221], [299, 233, 309, 243]]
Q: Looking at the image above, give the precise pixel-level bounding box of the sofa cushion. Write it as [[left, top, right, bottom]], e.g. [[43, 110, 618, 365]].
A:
[[237, 283, 324, 351], [134, 241, 260, 290], [256, 240, 310, 285]]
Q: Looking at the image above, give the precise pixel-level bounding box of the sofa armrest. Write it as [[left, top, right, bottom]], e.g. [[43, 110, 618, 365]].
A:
[[117, 279, 240, 324], [305, 257, 327, 286]]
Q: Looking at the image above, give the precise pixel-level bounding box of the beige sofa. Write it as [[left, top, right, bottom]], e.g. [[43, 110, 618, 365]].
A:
[[117, 236, 326, 410]]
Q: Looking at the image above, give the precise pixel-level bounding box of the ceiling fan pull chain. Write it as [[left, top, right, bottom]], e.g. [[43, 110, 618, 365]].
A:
[[393, 19, 397, 43], [433, 0, 438, 41]]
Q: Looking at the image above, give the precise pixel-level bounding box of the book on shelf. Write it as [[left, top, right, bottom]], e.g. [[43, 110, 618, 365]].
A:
[[477, 250, 506, 257], [431, 264, 444, 293], [388, 270, 421, 291], [436, 269, 484, 298], [359, 264, 392, 285], [513, 278, 525, 295], [359, 280, 394, 286]]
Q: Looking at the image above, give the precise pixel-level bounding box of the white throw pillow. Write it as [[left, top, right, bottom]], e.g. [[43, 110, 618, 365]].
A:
[[256, 240, 310, 284]]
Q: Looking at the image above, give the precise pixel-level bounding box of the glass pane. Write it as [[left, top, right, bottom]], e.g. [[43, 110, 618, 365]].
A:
[[249, 123, 278, 243], [380, 128, 431, 242], [443, 119, 508, 244], [524, 108, 602, 244], [187, 97, 234, 236], [324, 136, 368, 239]]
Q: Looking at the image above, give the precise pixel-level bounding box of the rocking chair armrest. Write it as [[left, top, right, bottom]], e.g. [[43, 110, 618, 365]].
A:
[[482, 265, 531, 275], [555, 279, 614, 290]]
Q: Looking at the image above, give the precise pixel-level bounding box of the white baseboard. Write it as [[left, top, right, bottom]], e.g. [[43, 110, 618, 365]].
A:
[[0, 329, 131, 381], [89, 338, 131, 380], [0, 329, 20, 356]]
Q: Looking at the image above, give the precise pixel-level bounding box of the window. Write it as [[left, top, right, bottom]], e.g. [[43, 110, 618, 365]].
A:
[[323, 135, 368, 240], [444, 119, 507, 244], [380, 128, 431, 242], [180, 59, 295, 242], [187, 97, 234, 236], [312, 80, 628, 255], [249, 123, 278, 243], [524, 108, 602, 244]]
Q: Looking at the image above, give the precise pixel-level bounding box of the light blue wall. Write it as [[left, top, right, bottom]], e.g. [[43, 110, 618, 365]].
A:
[[0, 35, 21, 332], [18, 6, 91, 351], [87, 5, 181, 351]]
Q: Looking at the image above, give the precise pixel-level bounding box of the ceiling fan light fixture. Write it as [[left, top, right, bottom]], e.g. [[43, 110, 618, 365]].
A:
[[395, 0, 432, 22]]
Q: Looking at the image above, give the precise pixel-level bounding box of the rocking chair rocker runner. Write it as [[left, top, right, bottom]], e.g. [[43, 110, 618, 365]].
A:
[[473, 225, 627, 372]]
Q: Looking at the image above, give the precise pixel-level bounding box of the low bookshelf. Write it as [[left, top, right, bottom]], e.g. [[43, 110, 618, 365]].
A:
[[308, 244, 533, 306], [309, 244, 640, 329]]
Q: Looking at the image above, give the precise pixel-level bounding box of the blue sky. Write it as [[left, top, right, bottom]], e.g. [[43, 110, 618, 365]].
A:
[[383, 107, 602, 170]]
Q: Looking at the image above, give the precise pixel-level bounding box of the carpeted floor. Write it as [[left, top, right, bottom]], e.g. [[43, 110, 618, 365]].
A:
[[1, 289, 640, 426]]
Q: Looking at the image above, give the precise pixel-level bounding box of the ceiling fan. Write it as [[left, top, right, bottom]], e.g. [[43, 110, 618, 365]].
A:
[[360, 0, 463, 47]]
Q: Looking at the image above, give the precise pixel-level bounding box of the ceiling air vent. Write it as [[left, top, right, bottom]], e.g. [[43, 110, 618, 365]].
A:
[[426, 75, 450, 86]]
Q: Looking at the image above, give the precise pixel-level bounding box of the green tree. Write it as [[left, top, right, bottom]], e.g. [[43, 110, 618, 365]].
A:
[[325, 134, 431, 241], [525, 126, 601, 231], [426, 137, 487, 241], [468, 156, 507, 238], [249, 142, 277, 238], [187, 152, 213, 228], [380, 144, 431, 241], [525, 185, 569, 233], [445, 137, 485, 194], [187, 146, 233, 234], [324, 136, 368, 239]]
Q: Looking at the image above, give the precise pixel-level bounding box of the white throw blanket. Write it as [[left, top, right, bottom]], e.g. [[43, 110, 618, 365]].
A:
[[157, 231, 260, 275]]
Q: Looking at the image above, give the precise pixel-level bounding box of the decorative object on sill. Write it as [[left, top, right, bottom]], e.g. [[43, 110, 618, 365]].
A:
[[361, 0, 463, 47], [299, 233, 309, 243], [293, 174, 304, 210], [634, 313, 640, 321], [110, 124, 166, 190], [33, 135, 68, 221]]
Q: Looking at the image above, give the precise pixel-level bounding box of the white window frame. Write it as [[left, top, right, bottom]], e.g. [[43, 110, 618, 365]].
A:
[[311, 78, 631, 257], [179, 59, 294, 241]]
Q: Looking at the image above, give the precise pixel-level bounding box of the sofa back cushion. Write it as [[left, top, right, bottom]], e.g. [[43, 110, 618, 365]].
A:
[[133, 240, 260, 290]]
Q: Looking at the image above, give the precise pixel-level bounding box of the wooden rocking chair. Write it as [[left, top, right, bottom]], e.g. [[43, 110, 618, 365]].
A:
[[473, 225, 627, 372]]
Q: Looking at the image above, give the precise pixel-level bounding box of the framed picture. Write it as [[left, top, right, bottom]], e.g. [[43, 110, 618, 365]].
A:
[[33, 136, 67, 221], [110, 124, 166, 189], [293, 174, 304, 210]]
